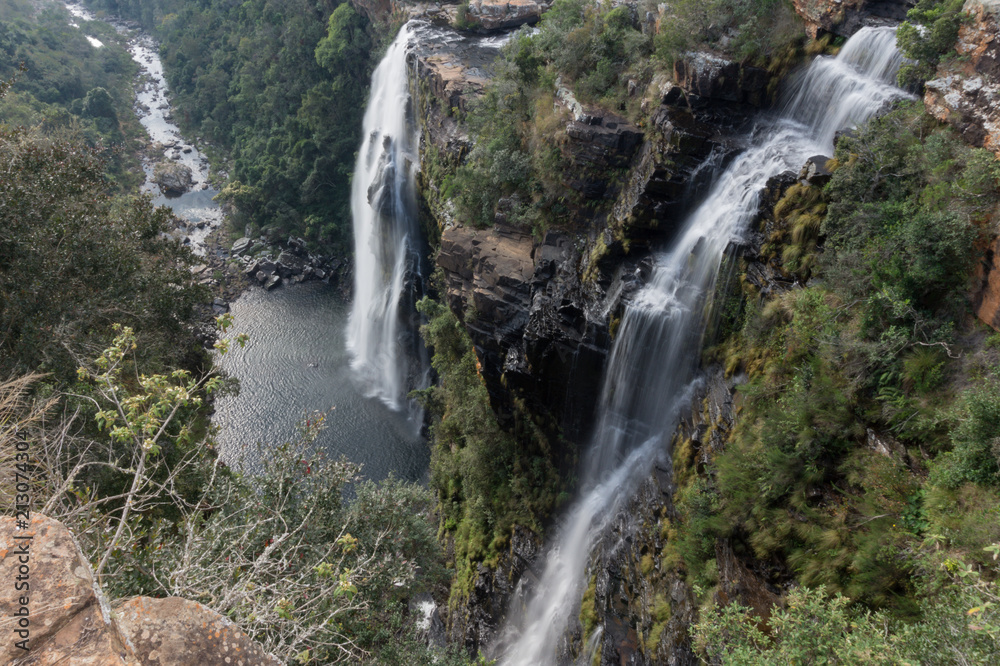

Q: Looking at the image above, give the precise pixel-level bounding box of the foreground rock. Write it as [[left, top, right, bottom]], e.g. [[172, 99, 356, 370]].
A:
[[924, 0, 1000, 155], [116, 597, 281, 666], [0, 515, 280, 666], [152, 161, 193, 196], [0, 515, 134, 666]]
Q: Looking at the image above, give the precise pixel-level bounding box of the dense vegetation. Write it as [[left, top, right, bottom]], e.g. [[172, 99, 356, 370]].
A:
[[420, 0, 1000, 660], [672, 102, 1000, 657], [0, 0, 146, 188], [84, 0, 385, 250], [437, 0, 806, 235], [6, 0, 1000, 662]]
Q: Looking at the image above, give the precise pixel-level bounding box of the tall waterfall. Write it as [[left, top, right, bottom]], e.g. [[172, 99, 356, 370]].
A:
[[347, 22, 428, 415], [498, 27, 908, 664]]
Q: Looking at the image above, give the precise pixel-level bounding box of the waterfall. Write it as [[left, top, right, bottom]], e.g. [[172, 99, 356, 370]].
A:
[[497, 27, 909, 664], [347, 22, 429, 416]]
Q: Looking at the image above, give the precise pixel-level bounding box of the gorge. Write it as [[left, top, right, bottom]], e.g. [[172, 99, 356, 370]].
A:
[[3, 0, 1000, 663]]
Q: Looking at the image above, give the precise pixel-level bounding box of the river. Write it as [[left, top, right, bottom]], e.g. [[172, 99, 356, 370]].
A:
[[63, 0, 429, 482]]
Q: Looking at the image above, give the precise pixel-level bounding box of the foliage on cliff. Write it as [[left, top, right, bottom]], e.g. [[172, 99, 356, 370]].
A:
[[416, 295, 565, 605], [84, 0, 381, 250], [655, 0, 804, 66], [896, 0, 966, 89], [676, 103, 1000, 658], [448, 0, 654, 231]]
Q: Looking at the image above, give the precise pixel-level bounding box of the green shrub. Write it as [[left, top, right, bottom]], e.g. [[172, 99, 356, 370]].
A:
[[896, 0, 966, 88], [931, 378, 1000, 488]]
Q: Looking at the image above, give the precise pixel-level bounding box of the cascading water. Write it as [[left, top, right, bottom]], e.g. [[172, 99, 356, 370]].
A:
[[498, 26, 909, 664], [347, 22, 429, 416]]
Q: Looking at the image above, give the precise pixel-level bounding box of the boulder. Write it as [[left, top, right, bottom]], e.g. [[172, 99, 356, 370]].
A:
[[799, 154, 833, 186], [115, 597, 281, 666], [0, 515, 133, 665], [264, 274, 281, 290], [231, 237, 252, 255], [152, 162, 193, 196], [276, 251, 306, 275]]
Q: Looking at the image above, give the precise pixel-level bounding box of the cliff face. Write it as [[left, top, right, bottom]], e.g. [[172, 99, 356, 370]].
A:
[[413, 25, 781, 657], [924, 0, 1000, 154], [921, 0, 1000, 331], [413, 3, 1000, 660]]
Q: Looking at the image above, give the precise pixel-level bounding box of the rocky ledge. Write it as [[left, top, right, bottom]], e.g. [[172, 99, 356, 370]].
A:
[[792, 0, 916, 37], [230, 234, 347, 292], [467, 0, 544, 31], [0, 515, 279, 666], [924, 0, 1000, 154]]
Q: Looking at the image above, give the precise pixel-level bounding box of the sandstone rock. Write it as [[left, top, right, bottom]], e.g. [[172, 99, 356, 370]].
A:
[[792, 0, 915, 38], [468, 0, 541, 31], [0, 515, 136, 666], [924, 0, 1000, 155], [673, 53, 771, 106], [116, 596, 281, 666], [974, 235, 1000, 330], [152, 162, 193, 196]]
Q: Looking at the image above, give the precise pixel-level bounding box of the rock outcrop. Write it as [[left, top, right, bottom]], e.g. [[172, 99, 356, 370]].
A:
[[975, 235, 1000, 330], [924, 0, 1000, 155], [152, 161, 193, 196], [0, 515, 135, 666], [467, 0, 543, 31], [436, 224, 612, 440], [116, 597, 281, 666], [672, 54, 771, 106], [0, 515, 279, 666], [792, 0, 916, 37], [449, 526, 541, 654]]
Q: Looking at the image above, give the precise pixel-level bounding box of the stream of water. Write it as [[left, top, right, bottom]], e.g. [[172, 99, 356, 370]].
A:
[[64, 0, 222, 252], [497, 27, 910, 665]]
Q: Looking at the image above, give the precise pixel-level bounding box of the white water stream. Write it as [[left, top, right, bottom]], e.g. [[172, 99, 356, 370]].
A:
[[498, 27, 909, 664]]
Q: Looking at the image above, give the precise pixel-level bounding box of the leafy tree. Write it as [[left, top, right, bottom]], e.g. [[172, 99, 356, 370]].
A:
[[0, 125, 205, 381]]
